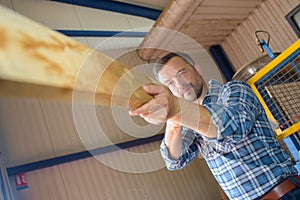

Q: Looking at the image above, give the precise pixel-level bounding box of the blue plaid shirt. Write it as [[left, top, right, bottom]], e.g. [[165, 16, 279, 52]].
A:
[[160, 80, 297, 200]]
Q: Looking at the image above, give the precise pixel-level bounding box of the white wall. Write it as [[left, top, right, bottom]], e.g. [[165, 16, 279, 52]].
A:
[[9, 155, 220, 200], [0, 1, 222, 199], [0, 96, 220, 200], [221, 0, 299, 71], [0, 0, 154, 49]]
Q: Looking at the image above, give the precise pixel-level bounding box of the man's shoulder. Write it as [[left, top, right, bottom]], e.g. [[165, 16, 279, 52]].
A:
[[208, 80, 251, 91], [220, 80, 252, 91]]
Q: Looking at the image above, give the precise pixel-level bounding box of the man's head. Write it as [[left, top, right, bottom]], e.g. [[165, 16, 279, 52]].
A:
[[153, 52, 206, 102]]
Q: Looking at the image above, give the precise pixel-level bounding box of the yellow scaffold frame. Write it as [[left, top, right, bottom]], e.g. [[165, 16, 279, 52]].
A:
[[247, 39, 300, 140]]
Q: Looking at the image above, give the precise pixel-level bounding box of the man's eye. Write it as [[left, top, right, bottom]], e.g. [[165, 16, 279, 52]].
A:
[[178, 70, 186, 76], [167, 81, 174, 86]]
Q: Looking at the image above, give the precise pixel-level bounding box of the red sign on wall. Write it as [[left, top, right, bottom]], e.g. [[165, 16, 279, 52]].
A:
[[14, 173, 28, 191]]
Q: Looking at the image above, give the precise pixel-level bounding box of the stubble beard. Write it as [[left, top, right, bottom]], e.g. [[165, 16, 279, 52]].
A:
[[184, 82, 203, 102]]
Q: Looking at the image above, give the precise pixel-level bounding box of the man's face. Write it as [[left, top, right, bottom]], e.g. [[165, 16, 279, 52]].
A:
[[157, 56, 205, 102]]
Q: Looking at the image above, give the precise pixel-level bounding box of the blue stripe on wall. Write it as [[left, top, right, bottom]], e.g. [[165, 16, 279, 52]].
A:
[[57, 30, 148, 37], [6, 134, 164, 176], [50, 0, 161, 20]]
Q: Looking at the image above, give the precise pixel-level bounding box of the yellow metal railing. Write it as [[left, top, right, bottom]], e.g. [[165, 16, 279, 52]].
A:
[[247, 39, 300, 140]]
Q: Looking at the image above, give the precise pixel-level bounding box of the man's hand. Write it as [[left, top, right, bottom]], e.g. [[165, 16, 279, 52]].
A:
[[129, 84, 180, 125]]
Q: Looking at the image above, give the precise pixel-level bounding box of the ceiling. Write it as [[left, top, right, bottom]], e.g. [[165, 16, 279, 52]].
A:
[[123, 0, 264, 60], [46, 0, 264, 60]]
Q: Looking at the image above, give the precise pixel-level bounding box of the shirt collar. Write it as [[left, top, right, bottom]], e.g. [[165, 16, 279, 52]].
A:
[[202, 80, 222, 105]]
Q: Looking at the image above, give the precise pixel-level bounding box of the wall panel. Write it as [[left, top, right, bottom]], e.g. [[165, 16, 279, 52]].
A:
[[0, 97, 221, 199], [40, 101, 86, 156], [0, 98, 55, 167], [0, 0, 12, 8], [11, 0, 82, 29], [221, 0, 299, 70], [2, 0, 155, 50], [11, 152, 220, 200], [10, 166, 68, 200]]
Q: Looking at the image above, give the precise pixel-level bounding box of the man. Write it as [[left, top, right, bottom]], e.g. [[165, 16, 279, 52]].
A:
[[129, 52, 300, 200]]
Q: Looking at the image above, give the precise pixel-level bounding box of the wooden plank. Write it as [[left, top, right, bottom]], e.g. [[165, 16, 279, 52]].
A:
[[182, 23, 237, 31], [193, 36, 226, 43], [182, 29, 232, 37], [221, 41, 240, 71], [239, 21, 259, 59], [189, 13, 248, 20], [234, 27, 254, 63], [201, 0, 262, 8], [231, 30, 248, 66], [224, 34, 244, 68], [186, 18, 243, 25], [0, 5, 152, 108], [196, 40, 223, 47], [195, 6, 255, 15]]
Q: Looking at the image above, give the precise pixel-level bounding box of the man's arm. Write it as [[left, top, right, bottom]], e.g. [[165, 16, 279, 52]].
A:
[[170, 98, 218, 139], [129, 84, 218, 139], [164, 120, 182, 159], [160, 121, 201, 170]]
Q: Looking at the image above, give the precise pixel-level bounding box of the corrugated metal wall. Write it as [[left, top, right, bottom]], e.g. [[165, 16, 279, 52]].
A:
[[0, 98, 160, 167], [9, 154, 220, 200], [221, 0, 299, 71], [0, 97, 221, 200]]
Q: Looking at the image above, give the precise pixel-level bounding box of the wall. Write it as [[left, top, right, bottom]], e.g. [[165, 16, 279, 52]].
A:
[[221, 0, 299, 71], [9, 146, 219, 200], [0, 96, 220, 200], [0, 0, 222, 199], [0, 0, 155, 50]]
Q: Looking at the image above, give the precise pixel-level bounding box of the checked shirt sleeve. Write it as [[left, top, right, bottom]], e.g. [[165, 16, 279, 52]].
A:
[[203, 81, 261, 142], [160, 127, 200, 170]]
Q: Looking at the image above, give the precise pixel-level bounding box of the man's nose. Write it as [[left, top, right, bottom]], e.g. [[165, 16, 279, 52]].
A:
[[174, 76, 186, 89]]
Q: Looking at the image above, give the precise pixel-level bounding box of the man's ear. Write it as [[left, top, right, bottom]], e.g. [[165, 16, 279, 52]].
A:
[[194, 63, 202, 75]]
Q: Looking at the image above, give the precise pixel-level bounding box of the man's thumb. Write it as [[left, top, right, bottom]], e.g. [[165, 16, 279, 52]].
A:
[[142, 84, 160, 94]]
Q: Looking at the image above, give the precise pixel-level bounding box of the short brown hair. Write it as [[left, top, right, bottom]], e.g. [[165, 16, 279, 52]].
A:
[[153, 52, 195, 81]]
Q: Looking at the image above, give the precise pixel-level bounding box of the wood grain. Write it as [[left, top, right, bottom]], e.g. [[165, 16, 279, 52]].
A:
[[0, 5, 152, 108]]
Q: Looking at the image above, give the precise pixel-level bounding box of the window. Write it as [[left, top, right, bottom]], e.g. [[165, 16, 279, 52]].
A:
[[286, 3, 300, 38]]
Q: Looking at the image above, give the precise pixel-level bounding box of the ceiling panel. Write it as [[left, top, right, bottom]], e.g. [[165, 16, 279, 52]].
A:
[[138, 0, 264, 60], [181, 0, 263, 45]]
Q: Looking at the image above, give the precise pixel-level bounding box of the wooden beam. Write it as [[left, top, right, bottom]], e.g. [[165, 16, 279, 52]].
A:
[[137, 0, 203, 60], [0, 5, 152, 108]]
